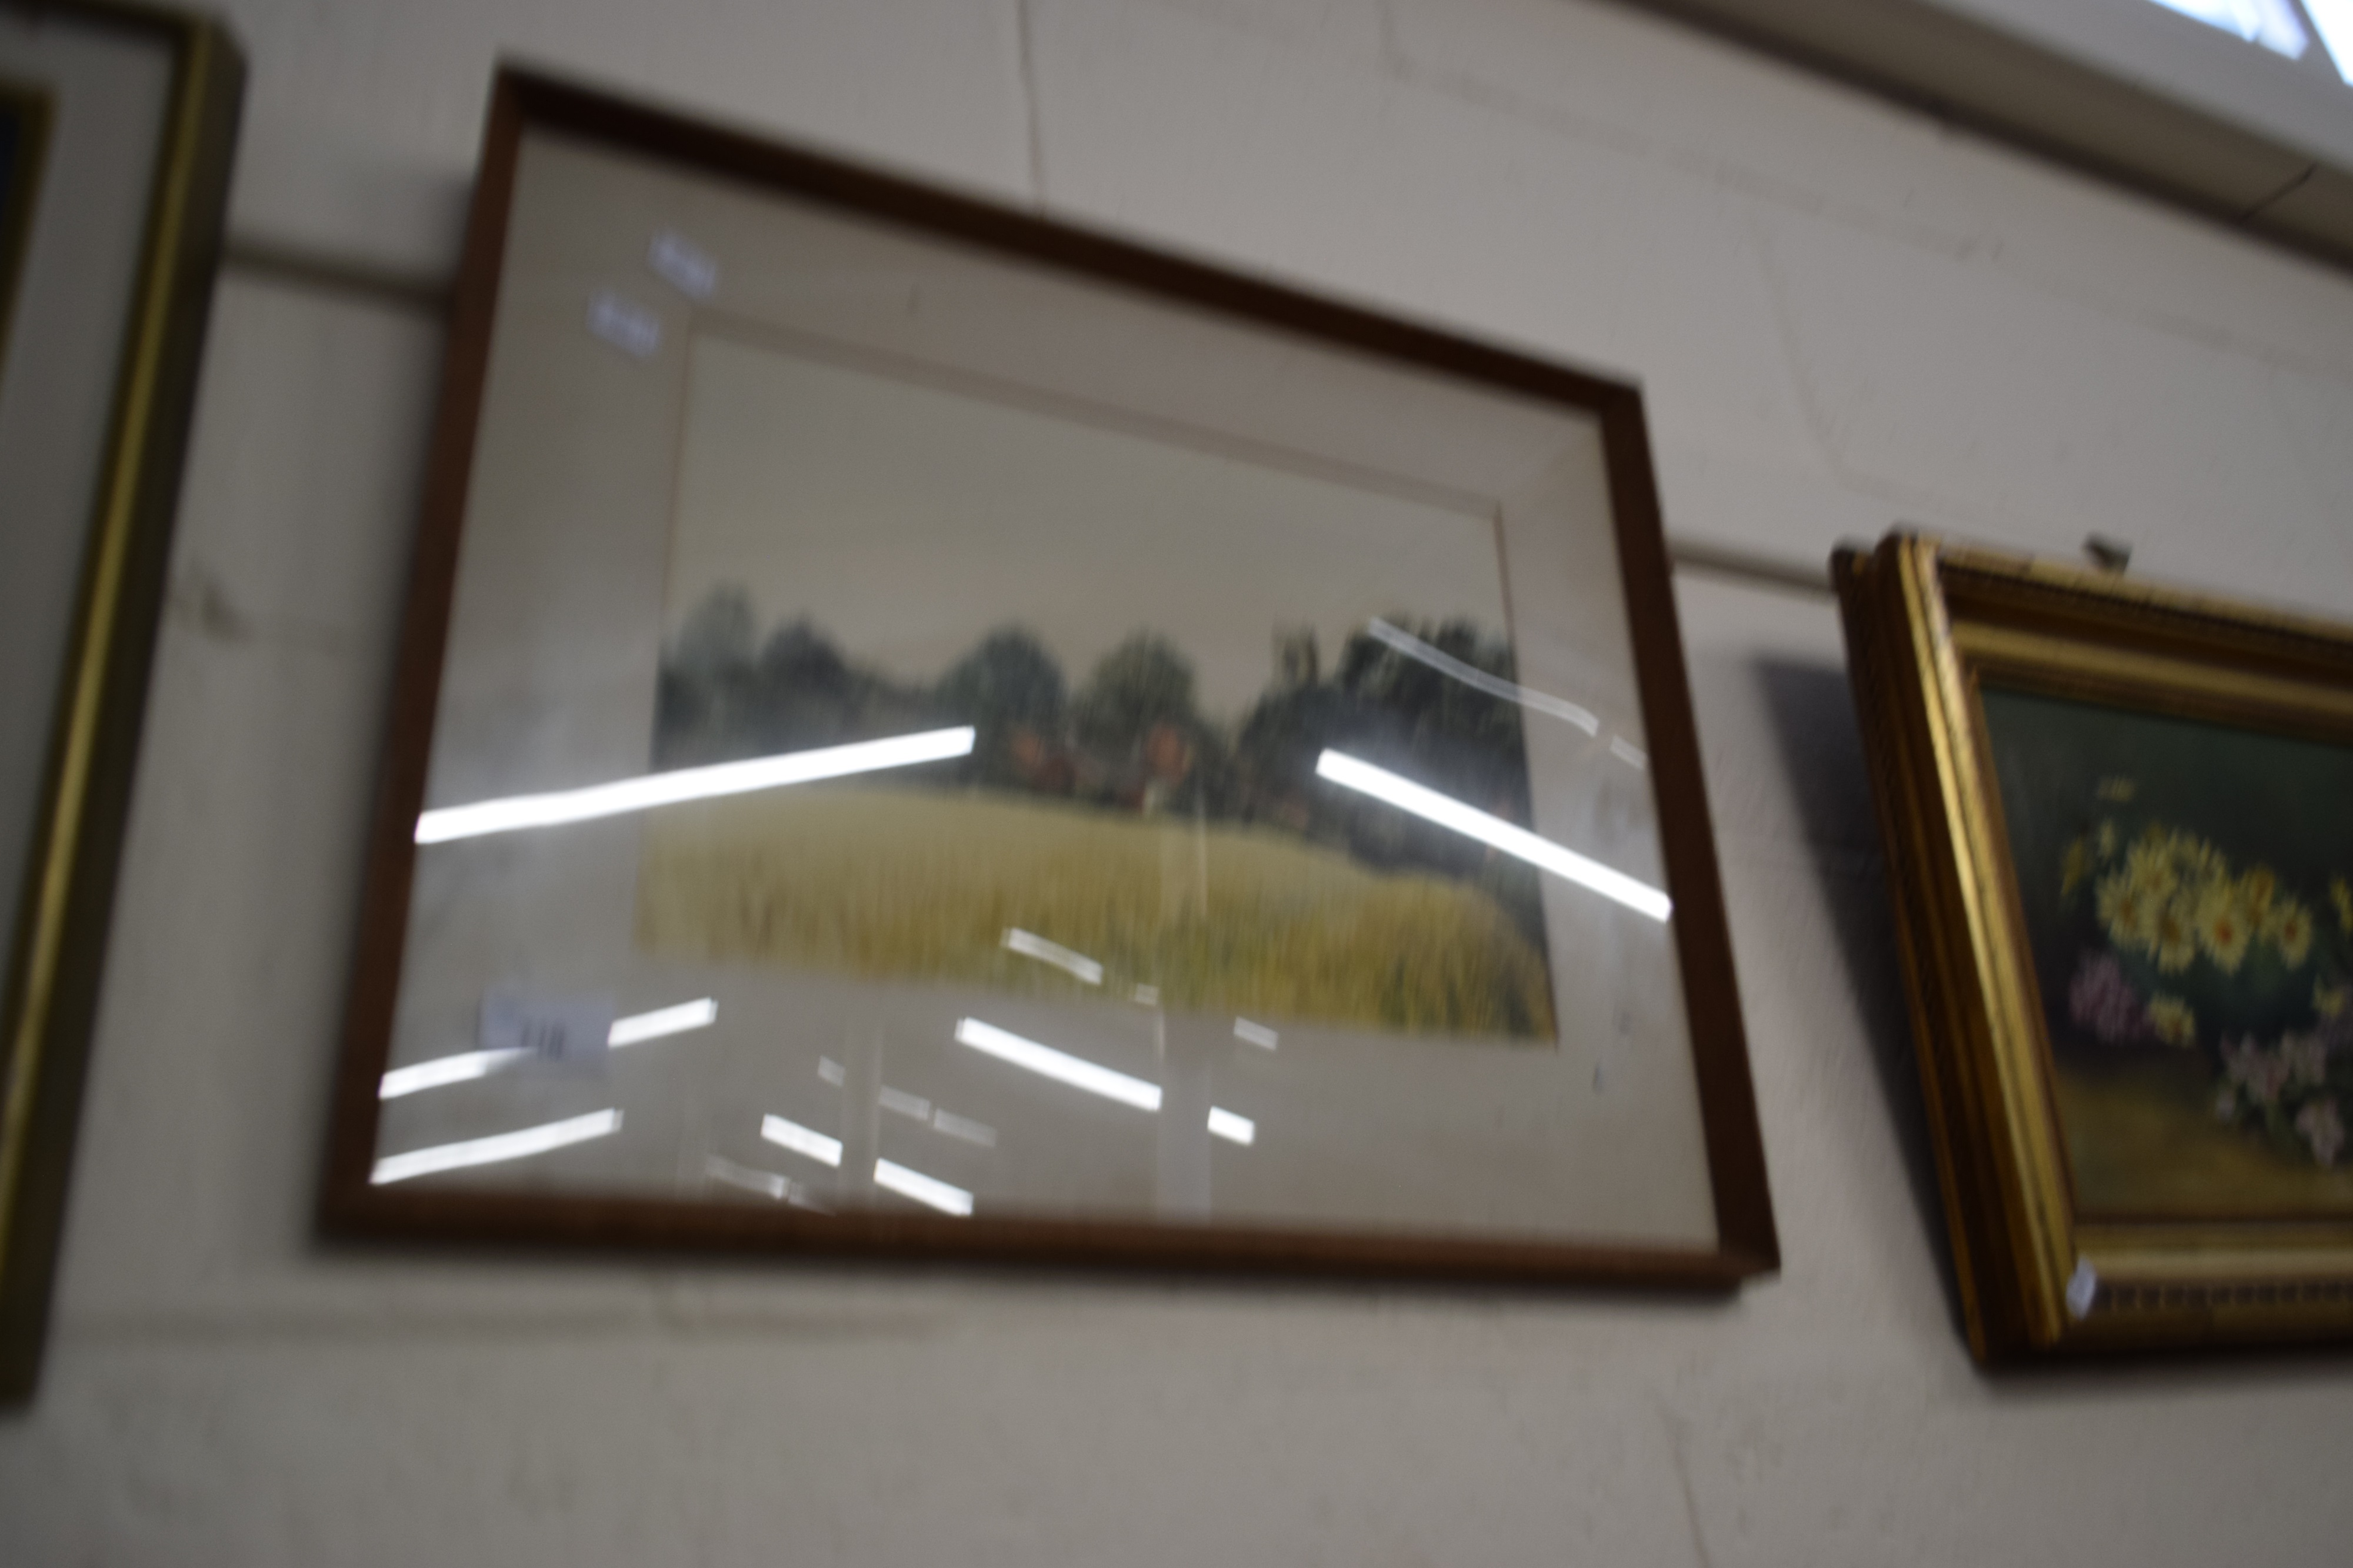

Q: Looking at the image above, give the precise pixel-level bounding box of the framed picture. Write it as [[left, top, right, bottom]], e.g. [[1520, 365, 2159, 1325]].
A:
[[0, 1, 242, 1400], [323, 68, 1776, 1287], [1841, 532, 2353, 1359]]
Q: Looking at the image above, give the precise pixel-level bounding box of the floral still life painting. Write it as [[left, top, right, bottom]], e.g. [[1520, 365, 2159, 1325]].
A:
[[1983, 685, 2353, 1217], [632, 335, 1562, 1043]]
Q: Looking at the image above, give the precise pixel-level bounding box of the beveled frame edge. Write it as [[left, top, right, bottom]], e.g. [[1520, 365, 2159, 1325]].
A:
[[1837, 531, 2353, 1363], [0, 0, 244, 1402], [319, 64, 1779, 1290]]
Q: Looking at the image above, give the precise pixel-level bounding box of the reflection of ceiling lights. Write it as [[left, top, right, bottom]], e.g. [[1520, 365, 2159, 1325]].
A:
[[415, 727, 975, 843], [370, 1108, 621, 1184], [379, 997, 717, 1099], [1002, 928, 1104, 985], [609, 997, 717, 1046], [1233, 1017, 1278, 1050], [1315, 750, 1672, 922], [1367, 619, 1599, 734], [761, 1113, 844, 1167], [956, 1017, 1163, 1110], [1207, 1107, 1255, 1146], [875, 1158, 974, 1215]]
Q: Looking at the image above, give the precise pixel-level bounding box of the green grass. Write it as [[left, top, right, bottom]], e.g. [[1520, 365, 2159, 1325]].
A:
[[635, 784, 1555, 1040]]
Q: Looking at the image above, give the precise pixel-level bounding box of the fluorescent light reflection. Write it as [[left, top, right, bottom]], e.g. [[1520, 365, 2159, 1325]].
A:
[[1609, 736, 1648, 770], [415, 726, 975, 843], [378, 1047, 526, 1100], [1002, 928, 1104, 985], [1367, 619, 1599, 734], [931, 1108, 998, 1146], [761, 1113, 844, 1167], [369, 1108, 621, 1184], [609, 997, 716, 1046], [955, 1017, 1162, 1110], [1207, 1107, 1255, 1146], [1315, 750, 1671, 922], [874, 1158, 974, 1215], [705, 1154, 829, 1210], [378, 998, 718, 1099], [1232, 1017, 1279, 1051]]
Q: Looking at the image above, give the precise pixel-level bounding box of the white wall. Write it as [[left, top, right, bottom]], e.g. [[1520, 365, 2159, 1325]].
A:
[[6, 0, 2353, 1560]]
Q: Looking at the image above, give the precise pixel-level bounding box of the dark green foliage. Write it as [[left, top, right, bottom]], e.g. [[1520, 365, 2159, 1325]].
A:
[[651, 591, 1542, 945]]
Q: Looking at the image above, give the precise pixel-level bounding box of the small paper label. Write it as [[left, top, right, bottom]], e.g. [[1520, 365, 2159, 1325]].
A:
[[648, 229, 718, 299], [2065, 1257, 2099, 1320], [586, 290, 662, 358], [480, 985, 617, 1067]]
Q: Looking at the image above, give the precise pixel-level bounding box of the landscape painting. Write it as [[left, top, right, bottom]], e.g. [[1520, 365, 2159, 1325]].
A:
[[632, 335, 1563, 1042], [1984, 685, 2353, 1218]]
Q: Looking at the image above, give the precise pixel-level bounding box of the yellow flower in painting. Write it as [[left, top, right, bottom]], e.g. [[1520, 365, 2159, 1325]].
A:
[[2097, 871, 2159, 955], [2316, 980, 2350, 1020], [2170, 831, 2224, 885], [2095, 820, 2118, 860], [2332, 876, 2353, 935], [2097, 777, 2138, 803], [2147, 994, 2197, 1049], [2154, 895, 2199, 973], [2238, 866, 2278, 923], [2264, 899, 2315, 968], [2195, 882, 2254, 973], [2061, 838, 2092, 898], [2124, 838, 2178, 903]]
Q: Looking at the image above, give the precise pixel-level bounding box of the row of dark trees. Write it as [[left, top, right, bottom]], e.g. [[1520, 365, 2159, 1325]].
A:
[[654, 586, 1545, 943]]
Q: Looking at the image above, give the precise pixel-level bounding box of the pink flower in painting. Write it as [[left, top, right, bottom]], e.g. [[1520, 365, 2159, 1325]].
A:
[[2284, 1032, 2331, 1090], [2297, 1100, 2345, 1169], [2068, 952, 2148, 1043], [2222, 1036, 2291, 1109]]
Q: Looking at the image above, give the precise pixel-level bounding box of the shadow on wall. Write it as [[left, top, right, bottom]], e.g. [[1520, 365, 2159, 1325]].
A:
[[1752, 655, 1962, 1335]]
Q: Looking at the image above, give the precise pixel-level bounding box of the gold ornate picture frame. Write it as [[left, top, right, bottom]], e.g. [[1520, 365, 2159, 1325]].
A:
[[1840, 532, 2353, 1361], [0, 2, 242, 1402]]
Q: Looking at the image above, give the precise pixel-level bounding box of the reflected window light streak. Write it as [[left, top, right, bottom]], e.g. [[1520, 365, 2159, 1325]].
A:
[[761, 1113, 844, 1167], [1232, 1017, 1279, 1051], [1002, 928, 1104, 985], [1609, 736, 1648, 770], [879, 1085, 933, 1121], [1367, 619, 1599, 735], [819, 1056, 846, 1086], [1132, 984, 1161, 1007], [378, 1047, 526, 1100], [414, 726, 975, 843], [370, 1109, 621, 1184], [608, 996, 716, 1047], [378, 998, 719, 1099], [1207, 1107, 1256, 1146], [874, 1158, 974, 1216], [931, 1107, 998, 1147], [955, 1017, 1163, 1110], [1316, 749, 1672, 922]]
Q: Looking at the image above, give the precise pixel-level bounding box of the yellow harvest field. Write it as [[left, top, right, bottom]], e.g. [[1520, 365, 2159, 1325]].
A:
[[635, 785, 1555, 1039]]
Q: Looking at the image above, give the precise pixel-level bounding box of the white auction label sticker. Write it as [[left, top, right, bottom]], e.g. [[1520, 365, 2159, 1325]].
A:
[[586, 290, 662, 358], [480, 985, 617, 1067]]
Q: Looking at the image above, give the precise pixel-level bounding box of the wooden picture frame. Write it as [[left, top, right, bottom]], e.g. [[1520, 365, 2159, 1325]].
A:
[[321, 67, 1776, 1289], [1841, 532, 2353, 1360], [0, 0, 242, 1402]]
